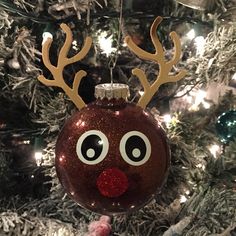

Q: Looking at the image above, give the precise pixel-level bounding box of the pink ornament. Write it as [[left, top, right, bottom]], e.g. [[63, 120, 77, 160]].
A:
[[87, 216, 111, 236]]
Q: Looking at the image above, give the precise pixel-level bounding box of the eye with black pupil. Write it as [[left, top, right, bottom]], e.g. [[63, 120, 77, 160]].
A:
[[119, 131, 151, 166], [125, 135, 146, 162], [81, 135, 103, 161], [76, 130, 109, 165]]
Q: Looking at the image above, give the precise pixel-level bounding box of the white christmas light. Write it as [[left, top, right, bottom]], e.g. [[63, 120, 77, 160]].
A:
[[232, 72, 236, 80], [163, 114, 172, 124], [189, 89, 210, 111], [139, 90, 145, 96], [209, 144, 220, 158], [35, 151, 43, 166], [187, 29, 196, 40], [72, 40, 78, 50], [195, 90, 206, 105], [180, 195, 187, 203], [23, 140, 30, 144], [98, 31, 116, 56], [185, 190, 190, 195], [194, 36, 205, 56], [203, 101, 211, 109], [196, 163, 205, 170], [42, 32, 53, 45]]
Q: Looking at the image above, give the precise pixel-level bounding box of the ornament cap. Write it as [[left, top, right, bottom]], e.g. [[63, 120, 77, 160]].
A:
[[95, 83, 130, 101]]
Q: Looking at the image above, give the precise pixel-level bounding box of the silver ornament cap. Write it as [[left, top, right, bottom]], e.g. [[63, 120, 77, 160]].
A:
[[95, 83, 130, 100]]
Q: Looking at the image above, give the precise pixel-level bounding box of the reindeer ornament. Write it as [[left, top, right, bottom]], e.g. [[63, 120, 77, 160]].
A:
[[38, 17, 186, 215]]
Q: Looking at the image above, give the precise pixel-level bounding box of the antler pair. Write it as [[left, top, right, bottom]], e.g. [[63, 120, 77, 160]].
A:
[[38, 16, 186, 109]]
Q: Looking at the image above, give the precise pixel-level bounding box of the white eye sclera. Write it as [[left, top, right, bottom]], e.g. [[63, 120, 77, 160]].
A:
[[76, 130, 109, 165], [119, 131, 151, 166]]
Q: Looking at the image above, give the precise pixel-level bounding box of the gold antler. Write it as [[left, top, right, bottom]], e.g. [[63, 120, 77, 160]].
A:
[[38, 24, 92, 109], [125, 16, 186, 108]]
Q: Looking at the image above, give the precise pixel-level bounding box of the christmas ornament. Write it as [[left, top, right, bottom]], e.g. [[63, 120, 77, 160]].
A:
[[215, 110, 236, 144], [86, 215, 111, 236], [38, 16, 186, 214]]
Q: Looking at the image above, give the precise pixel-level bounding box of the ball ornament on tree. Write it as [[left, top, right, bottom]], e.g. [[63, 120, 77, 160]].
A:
[[38, 17, 186, 214], [215, 110, 236, 144], [55, 84, 170, 214]]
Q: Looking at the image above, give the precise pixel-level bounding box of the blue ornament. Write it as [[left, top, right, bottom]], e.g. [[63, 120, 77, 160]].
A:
[[215, 110, 236, 143]]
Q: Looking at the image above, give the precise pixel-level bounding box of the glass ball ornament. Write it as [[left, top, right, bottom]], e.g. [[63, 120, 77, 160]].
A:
[[55, 84, 170, 215], [215, 110, 236, 144]]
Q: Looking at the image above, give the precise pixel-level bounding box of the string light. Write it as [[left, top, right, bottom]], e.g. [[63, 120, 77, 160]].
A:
[[163, 114, 172, 124], [180, 195, 187, 203], [35, 151, 43, 166], [72, 40, 78, 50], [34, 137, 44, 166], [203, 101, 210, 109], [187, 29, 196, 40], [42, 32, 53, 45], [195, 90, 206, 105], [188, 89, 211, 111], [98, 31, 116, 56], [185, 190, 190, 195], [194, 36, 205, 56], [232, 72, 236, 80], [139, 91, 145, 96], [208, 144, 220, 158], [196, 163, 205, 170], [23, 140, 30, 144]]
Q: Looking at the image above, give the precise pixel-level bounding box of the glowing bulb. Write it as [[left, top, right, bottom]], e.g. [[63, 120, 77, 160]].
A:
[[139, 90, 144, 96], [209, 144, 220, 158], [72, 40, 78, 50], [196, 163, 205, 170], [187, 29, 195, 40], [98, 31, 116, 56], [203, 101, 211, 109], [180, 195, 187, 203], [35, 151, 42, 166], [189, 89, 207, 111], [163, 114, 172, 124], [23, 140, 30, 144], [194, 36, 205, 56], [232, 72, 236, 80], [42, 32, 53, 45], [185, 190, 190, 195], [195, 90, 206, 104]]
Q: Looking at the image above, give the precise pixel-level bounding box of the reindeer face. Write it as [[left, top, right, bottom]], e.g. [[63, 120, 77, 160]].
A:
[[38, 16, 186, 214], [55, 100, 170, 214]]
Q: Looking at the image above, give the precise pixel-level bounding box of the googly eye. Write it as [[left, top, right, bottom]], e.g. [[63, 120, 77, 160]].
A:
[[119, 131, 151, 166], [76, 130, 109, 165]]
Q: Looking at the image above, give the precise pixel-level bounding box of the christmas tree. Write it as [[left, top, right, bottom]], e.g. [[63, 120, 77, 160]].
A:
[[0, 0, 236, 235]]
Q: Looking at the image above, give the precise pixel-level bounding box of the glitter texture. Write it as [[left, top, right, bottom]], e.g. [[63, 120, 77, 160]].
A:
[[55, 98, 170, 215], [96, 168, 129, 198]]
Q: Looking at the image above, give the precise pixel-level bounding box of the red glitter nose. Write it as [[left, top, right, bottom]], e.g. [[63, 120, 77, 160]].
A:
[[96, 168, 129, 198]]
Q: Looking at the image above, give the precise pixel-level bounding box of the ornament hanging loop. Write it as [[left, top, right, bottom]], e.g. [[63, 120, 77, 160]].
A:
[[108, 0, 123, 87], [108, 58, 116, 86]]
